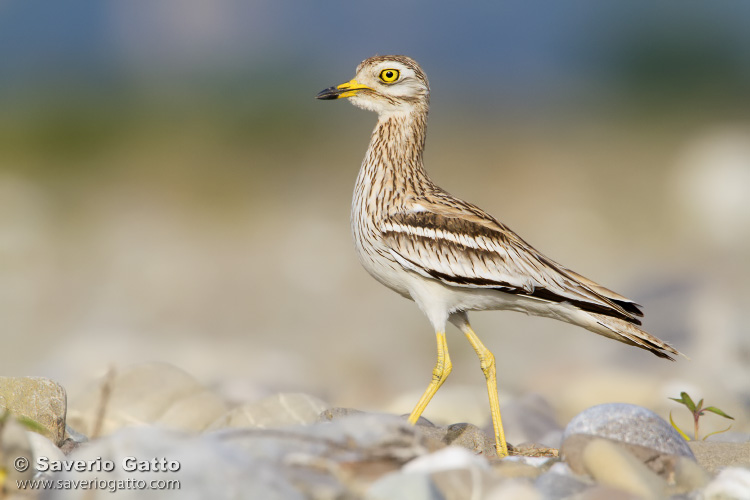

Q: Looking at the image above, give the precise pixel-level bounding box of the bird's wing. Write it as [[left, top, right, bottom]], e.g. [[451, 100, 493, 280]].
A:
[[380, 196, 642, 323]]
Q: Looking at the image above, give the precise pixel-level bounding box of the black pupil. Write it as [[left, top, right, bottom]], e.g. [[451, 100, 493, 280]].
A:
[[385, 71, 393, 79]]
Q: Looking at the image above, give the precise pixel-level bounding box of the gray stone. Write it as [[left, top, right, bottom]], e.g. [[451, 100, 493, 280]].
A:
[[443, 423, 497, 457], [407, 421, 497, 458], [321, 410, 498, 457], [562, 403, 693, 457], [688, 441, 750, 474], [208, 393, 328, 430], [60, 425, 88, 454], [214, 412, 435, 464], [535, 465, 592, 499], [398, 446, 499, 500], [42, 426, 305, 500], [367, 471, 444, 500], [211, 412, 452, 495], [0, 377, 67, 445], [560, 403, 694, 478], [412, 415, 437, 427], [26, 431, 66, 478]]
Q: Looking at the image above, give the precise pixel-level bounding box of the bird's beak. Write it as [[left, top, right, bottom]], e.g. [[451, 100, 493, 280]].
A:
[[316, 79, 371, 100]]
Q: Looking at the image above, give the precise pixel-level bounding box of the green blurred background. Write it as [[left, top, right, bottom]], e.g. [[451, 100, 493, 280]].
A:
[[2, 1, 749, 432]]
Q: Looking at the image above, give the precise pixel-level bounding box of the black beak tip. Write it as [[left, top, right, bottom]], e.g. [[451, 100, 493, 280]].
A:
[[316, 87, 340, 100]]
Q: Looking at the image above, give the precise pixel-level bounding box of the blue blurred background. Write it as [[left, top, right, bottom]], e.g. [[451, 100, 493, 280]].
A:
[[2, 1, 749, 433]]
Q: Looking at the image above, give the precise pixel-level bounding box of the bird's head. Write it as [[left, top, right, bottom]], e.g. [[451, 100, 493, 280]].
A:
[[316, 55, 429, 116]]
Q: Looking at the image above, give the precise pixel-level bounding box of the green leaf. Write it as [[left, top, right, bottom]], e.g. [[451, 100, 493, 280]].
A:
[[703, 424, 733, 441], [669, 411, 691, 441], [703, 406, 734, 420], [681, 392, 697, 412], [670, 392, 696, 412], [696, 398, 704, 412]]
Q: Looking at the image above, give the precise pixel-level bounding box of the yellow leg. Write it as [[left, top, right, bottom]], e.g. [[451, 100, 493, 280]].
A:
[[464, 324, 509, 458], [407, 331, 452, 424]]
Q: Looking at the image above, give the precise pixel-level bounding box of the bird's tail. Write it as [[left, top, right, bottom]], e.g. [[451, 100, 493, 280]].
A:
[[583, 312, 685, 361]]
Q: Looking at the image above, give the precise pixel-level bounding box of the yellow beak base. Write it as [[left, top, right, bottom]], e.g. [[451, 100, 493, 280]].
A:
[[316, 79, 371, 100]]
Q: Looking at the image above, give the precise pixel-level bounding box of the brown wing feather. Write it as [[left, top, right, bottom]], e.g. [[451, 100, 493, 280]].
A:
[[382, 200, 643, 324]]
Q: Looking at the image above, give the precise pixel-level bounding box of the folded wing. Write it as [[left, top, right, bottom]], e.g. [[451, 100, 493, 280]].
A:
[[381, 202, 643, 325]]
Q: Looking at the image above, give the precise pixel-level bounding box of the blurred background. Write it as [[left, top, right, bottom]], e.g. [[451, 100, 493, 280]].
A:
[[2, 1, 749, 435]]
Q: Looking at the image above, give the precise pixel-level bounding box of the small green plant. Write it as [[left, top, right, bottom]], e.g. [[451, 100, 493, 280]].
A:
[[669, 391, 734, 441]]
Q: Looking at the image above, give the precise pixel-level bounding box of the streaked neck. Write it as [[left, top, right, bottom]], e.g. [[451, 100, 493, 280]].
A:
[[355, 109, 431, 214]]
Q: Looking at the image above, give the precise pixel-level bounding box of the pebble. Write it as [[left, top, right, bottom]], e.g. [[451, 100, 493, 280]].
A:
[[323, 408, 493, 456], [560, 403, 695, 478], [215, 412, 433, 465], [46, 426, 304, 500], [207, 392, 328, 430], [702, 467, 750, 500], [367, 470, 443, 500], [1, 416, 34, 486], [441, 422, 498, 457], [0, 376, 67, 445], [4, 363, 746, 499], [43, 413, 439, 499], [26, 431, 66, 478], [400, 446, 544, 499], [535, 463, 592, 499], [581, 438, 667, 499], [67, 363, 227, 436], [402, 446, 489, 474]]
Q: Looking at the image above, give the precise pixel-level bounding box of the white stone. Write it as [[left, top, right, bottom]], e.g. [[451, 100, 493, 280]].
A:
[[403, 446, 489, 473], [703, 467, 750, 500]]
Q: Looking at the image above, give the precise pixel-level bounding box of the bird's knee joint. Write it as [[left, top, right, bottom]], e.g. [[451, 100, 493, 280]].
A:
[[432, 360, 452, 382], [479, 351, 495, 374]]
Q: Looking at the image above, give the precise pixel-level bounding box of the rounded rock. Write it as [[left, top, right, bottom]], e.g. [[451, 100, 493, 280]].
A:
[[562, 403, 693, 457], [560, 403, 695, 478]]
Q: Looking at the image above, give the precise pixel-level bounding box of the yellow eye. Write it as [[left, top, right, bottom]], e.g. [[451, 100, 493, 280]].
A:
[[379, 69, 400, 83]]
